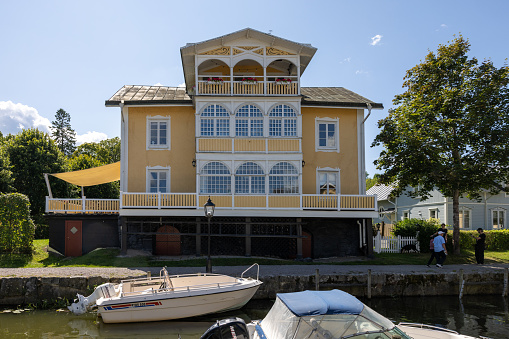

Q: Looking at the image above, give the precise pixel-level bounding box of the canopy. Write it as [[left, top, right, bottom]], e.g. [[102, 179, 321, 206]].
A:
[[50, 162, 120, 186], [277, 290, 364, 317]]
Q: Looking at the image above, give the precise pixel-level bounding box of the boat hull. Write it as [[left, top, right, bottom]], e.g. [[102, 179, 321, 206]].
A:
[[98, 283, 260, 323]]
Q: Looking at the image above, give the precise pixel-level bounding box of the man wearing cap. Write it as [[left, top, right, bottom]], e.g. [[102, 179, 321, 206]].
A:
[[433, 231, 447, 268]]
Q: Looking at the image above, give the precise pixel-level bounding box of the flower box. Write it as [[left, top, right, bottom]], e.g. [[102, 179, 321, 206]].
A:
[[241, 77, 258, 85], [275, 78, 292, 85], [207, 77, 224, 85]]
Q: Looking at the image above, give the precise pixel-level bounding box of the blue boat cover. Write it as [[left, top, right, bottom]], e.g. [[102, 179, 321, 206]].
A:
[[277, 290, 364, 317]]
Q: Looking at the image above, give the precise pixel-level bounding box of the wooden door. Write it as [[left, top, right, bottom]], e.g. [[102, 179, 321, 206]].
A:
[[155, 225, 181, 256], [65, 220, 82, 257]]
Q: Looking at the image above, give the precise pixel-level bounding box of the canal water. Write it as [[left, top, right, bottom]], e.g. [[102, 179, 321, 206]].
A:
[[0, 295, 508, 338]]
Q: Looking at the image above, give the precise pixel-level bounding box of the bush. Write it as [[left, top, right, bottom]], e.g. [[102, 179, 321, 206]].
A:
[[458, 229, 509, 251], [0, 193, 35, 254], [392, 218, 442, 253]]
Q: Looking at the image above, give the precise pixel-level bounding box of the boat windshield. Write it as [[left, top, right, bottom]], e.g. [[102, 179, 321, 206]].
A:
[[288, 305, 412, 339]]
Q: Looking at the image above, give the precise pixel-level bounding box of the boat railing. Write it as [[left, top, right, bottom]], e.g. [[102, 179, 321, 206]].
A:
[[241, 263, 259, 281], [398, 323, 460, 334]]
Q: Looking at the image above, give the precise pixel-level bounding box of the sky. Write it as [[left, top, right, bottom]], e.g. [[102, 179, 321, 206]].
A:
[[1, 0, 508, 177]]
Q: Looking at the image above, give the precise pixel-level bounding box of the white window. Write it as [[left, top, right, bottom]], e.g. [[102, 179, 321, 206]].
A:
[[200, 104, 230, 137], [269, 105, 297, 137], [235, 162, 265, 194], [315, 118, 339, 152], [269, 162, 299, 194], [492, 208, 505, 229], [235, 105, 263, 137], [317, 169, 339, 194], [429, 208, 438, 220], [402, 210, 409, 220], [147, 116, 170, 149], [146, 167, 170, 193], [459, 208, 471, 229], [200, 162, 231, 194]]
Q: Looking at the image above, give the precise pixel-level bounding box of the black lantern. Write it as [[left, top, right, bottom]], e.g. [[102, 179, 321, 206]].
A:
[[204, 197, 215, 273]]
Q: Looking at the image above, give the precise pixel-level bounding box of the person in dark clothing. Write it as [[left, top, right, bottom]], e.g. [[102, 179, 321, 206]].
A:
[[426, 235, 437, 267], [472, 228, 486, 264]]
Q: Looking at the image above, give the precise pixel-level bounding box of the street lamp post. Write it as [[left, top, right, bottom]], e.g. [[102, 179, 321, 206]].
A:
[[204, 197, 215, 273]]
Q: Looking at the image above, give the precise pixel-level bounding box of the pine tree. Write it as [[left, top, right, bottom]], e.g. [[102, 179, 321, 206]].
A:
[[51, 108, 76, 156]]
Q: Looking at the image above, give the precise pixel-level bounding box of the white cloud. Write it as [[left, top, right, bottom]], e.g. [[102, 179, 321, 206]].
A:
[[177, 82, 186, 87], [153, 83, 164, 86], [370, 34, 383, 46], [441, 24, 448, 28], [339, 57, 351, 64], [436, 24, 448, 31], [355, 70, 368, 75], [76, 131, 108, 145], [0, 101, 51, 135]]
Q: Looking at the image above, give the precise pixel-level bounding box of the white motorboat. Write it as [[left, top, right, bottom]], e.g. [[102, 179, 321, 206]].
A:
[[68, 264, 262, 323], [201, 290, 483, 339]]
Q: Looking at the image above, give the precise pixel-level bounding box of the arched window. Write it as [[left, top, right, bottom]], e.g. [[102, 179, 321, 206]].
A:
[[235, 162, 265, 194], [200, 104, 230, 136], [235, 105, 263, 137], [269, 162, 299, 194], [200, 162, 231, 194], [269, 105, 297, 137]]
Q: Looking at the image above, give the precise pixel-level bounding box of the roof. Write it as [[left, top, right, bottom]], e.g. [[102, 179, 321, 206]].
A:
[[301, 87, 383, 109], [50, 162, 120, 186], [106, 85, 383, 109], [366, 184, 395, 201], [277, 290, 364, 317]]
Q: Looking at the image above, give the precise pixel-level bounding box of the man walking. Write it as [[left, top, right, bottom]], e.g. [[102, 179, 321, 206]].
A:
[[433, 231, 447, 268], [472, 228, 486, 264]]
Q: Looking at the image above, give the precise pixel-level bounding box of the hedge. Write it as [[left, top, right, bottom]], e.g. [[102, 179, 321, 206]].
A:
[[0, 193, 35, 254]]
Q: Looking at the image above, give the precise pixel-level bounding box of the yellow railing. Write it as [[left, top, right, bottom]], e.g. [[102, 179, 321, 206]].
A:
[[198, 138, 300, 153], [266, 82, 298, 95], [195, 81, 299, 96], [46, 194, 376, 213]]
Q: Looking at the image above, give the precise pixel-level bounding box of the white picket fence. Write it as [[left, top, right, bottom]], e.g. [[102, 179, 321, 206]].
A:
[[373, 233, 420, 253]]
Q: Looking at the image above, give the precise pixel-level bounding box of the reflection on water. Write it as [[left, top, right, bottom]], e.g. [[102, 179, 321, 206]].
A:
[[0, 296, 507, 338]]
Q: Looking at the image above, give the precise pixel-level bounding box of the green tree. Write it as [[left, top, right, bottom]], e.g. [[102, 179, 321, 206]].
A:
[[51, 108, 76, 156], [0, 134, 14, 193], [5, 129, 70, 218], [366, 173, 381, 190], [69, 154, 119, 199], [372, 36, 509, 254], [72, 137, 120, 164]]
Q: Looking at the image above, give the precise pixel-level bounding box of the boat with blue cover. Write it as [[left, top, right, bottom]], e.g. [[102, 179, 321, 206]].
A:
[[201, 289, 480, 339]]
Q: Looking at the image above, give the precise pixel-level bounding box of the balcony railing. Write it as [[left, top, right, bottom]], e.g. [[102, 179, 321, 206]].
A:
[[196, 80, 299, 96], [197, 138, 301, 153], [46, 193, 377, 214]]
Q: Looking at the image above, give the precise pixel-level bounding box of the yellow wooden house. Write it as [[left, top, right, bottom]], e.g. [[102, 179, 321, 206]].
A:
[[47, 28, 383, 258]]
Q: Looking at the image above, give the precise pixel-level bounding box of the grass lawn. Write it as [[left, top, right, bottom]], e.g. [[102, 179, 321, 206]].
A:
[[1, 239, 508, 268]]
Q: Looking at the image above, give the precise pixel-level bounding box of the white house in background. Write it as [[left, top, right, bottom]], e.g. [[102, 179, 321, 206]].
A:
[[367, 184, 508, 230]]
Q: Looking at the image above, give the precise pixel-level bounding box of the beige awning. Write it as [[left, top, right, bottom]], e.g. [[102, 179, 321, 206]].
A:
[[50, 162, 120, 186]]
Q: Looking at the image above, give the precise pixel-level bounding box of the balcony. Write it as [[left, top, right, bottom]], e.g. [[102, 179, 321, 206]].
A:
[[195, 79, 299, 96], [46, 193, 377, 214], [197, 138, 301, 153]]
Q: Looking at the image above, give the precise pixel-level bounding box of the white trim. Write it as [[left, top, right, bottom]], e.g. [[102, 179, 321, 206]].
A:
[[315, 117, 340, 153], [120, 104, 128, 192], [146, 115, 171, 150], [490, 207, 506, 229], [458, 206, 472, 229], [146, 166, 171, 193], [428, 207, 439, 220]]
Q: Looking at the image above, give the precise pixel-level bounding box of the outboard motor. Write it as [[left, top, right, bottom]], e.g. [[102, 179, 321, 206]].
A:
[[68, 283, 118, 315], [201, 318, 249, 339]]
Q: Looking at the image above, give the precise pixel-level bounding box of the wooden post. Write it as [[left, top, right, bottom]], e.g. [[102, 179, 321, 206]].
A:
[[315, 269, 319, 291], [296, 218, 303, 259], [504, 268, 508, 297], [367, 269, 372, 299], [459, 269, 464, 298], [196, 217, 201, 256], [245, 217, 251, 257], [120, 217, 127, 255]]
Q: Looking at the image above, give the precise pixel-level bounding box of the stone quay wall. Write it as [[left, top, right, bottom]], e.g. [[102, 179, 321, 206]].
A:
[[0, 269, 507, 307]]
